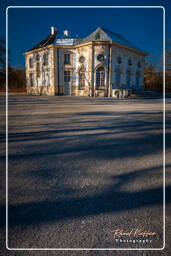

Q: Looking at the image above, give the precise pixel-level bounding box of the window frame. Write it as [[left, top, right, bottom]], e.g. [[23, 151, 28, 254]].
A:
[[96, 66, 105, 89], [29, 73, 34, 87], [79, 66, 86, 89], [79, 56, 85, 64], [136, 70, 141, 88], [64, 53, 71, 65], [36, 62, 40, 78], [126, 69, 131, 88], [43, 53, 49, 66], [97, 54, 105, 62], [29, 58, 34, 68], [64, 70, 71, 83], [115, 67, 121, 87]]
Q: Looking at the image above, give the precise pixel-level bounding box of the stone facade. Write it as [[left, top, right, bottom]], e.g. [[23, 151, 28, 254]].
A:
[[24, 27, 147, 97]]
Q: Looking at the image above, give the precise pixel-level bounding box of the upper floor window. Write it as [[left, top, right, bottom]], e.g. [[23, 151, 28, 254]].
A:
[[29, 58, 34, 68], [43, 53, 49, 66], [36, 54, 40, 61], [128, 59, 132, 66], [137, 61, 141, 68], [97, 54, 105, 62], [64, 53, 71, 64], [79, 56, 85, 63], [117, 56, 122, 64]]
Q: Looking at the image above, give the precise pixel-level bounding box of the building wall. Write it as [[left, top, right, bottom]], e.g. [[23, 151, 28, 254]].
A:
[[25, 48, 55, 95], [110, 46, 145, 97], [25, 43, 145, 97]]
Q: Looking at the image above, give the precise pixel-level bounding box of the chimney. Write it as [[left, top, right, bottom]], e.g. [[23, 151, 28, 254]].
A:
[[63, 30, 70, 37], [51, 26, 56, 35]]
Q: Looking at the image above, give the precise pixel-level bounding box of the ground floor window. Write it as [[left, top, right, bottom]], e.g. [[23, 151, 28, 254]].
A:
[[126, 70, 131, 88], [36, 62, 40, 78], [64, 71, 71, 83], [115, 67, 121, 87], [29, 73, 34, 87], [136, 71, 140, 88], [79, 67, 85, 89], [96, 67, 105, 89], [44, 72, 50, 86]]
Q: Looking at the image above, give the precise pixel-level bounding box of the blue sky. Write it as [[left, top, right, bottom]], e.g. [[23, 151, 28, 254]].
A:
[[1, 0, 171, 68]]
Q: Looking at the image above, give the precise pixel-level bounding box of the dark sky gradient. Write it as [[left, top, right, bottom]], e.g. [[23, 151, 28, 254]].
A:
[[1, 0, 171, 68]]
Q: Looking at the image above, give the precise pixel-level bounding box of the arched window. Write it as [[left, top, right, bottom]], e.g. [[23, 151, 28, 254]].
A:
[[136, 71, 140, 88], [79, 66, 85, 89], [115, 66, 121, 88], [96, 67, 105, 89], [126, 70, 131, 88]]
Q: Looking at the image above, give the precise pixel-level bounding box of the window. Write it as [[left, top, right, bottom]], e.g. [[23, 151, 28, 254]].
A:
[[43, 54, 49, 65], [64, 53, 71, 64], [115, 91, 119, 98], [126, 70, 131, 88], [79, 56, 85, 63], [137, 61, 141, 68], [36, 54, 40, 61], [136, 71, 140, 88], [117, 56, 122, 64], [29, 58, 34, 68], [96, 67, 105, 89], [97, 54, 104, 62], [29, 73, 34, 87], [128, 59, 132, 66], [79, 67, 85, 89], [64, 71, 71, 82], [115, 67, 121, 87], [36, 62, 40, 78], [44, 72, 50, 86]]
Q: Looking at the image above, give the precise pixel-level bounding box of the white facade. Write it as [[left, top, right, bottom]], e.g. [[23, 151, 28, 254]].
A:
[[24, 27, 147, 97]]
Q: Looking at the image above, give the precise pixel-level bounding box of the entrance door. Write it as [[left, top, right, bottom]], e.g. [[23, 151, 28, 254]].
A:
[[64, 70, 71, 95]]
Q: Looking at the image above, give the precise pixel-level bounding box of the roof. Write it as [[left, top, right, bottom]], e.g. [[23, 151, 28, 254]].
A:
[[26, 26, 147, 55], [81, 27, 146, 54], [29, 31, 57, 51]]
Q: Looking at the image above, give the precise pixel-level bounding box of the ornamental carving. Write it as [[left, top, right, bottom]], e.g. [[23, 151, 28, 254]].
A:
[[95, 45, 105, 51], [77, 47, 87, 54]]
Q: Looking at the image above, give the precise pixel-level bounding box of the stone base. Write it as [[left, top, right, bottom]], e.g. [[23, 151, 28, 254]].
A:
[[28, 86, 55, 96], [111, 89, 131, 98], [95, 89, 107, 97]]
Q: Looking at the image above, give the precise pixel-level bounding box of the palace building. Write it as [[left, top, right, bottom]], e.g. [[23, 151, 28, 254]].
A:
[[23, 26, 148, 98]]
